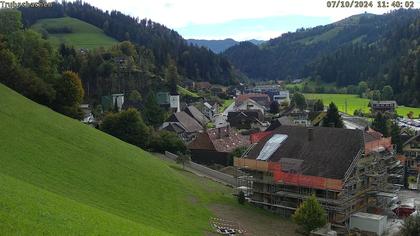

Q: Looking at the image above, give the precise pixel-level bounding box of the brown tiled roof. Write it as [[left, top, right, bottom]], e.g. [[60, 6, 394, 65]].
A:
[[245, 126, 364, 179], [364, 128, 384, 143], [195, 82, 212, 89], [166, 111, 203, 133], [236, 93, 270, 107], [188, 127, 250, 153], [184, 105, 210, 126]]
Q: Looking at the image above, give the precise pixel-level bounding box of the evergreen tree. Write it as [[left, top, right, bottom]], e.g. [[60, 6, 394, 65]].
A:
[[269, 101, 280, 114], [372, 112, 390, 137], [313, 99, 324, 112], [293, 195, 327, 234], [166, 59, 179, 95], [238, 191, 245, 205], [143, 93, 166, 127], [391, 121, 403, 153], [322, 102, 344, 128]]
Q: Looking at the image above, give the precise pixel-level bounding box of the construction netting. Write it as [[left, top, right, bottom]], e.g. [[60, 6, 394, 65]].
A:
[[234, 158, 343, 191], [268, 162, 343, 191]]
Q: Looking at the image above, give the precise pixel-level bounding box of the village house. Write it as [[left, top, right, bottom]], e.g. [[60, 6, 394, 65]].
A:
[[272, 91, 290, 105], [236, 93, 271, 109], [184, 105, 209, 126], [265, 116, 296, 131], [371, 101, 397, 113], [160, 111, 203, 143], [234, 98, 266, 115], [203, 102, 219, 120], [402, 133, 420, 185], [194, 82, 212, 91], [188, 126, 250, 166], [227, 110, 266, 130], [234, 126, 399, 230]]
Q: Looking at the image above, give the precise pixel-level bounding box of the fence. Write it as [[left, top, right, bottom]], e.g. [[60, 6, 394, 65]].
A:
[[165, 151, 236, 186]]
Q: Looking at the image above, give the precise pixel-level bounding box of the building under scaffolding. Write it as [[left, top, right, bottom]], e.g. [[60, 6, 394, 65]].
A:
[[234, 126, 402, 229]]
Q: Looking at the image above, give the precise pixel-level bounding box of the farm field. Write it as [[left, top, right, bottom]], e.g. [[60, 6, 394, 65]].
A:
[[304, 93, 420, 117], [31, 17, 118, 49], [0, 83, 295, 235]]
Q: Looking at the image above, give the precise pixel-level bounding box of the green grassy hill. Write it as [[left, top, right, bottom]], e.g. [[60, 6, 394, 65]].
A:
[[31, 17, 118, 49], [0, 83, 229, 235]]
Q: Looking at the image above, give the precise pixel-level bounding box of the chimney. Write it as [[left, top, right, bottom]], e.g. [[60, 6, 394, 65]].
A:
[[308, 127, 314, 141]]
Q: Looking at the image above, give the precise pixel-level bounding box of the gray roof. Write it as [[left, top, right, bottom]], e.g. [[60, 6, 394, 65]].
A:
[[245, 126, 364, 179], [184, 105, 210, 126], [166, 111, 203, 133]]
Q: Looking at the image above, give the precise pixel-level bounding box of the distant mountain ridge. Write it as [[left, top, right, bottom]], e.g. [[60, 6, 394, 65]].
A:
[[187, 38, 265, 53], [223, 10, 419, 81]]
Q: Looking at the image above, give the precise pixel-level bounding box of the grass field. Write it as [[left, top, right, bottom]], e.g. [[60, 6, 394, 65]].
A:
[[0, 83, 228, 235], [177, 85, 199, 98], [304, 93, 420, 117], [220, 99, 234, 112], [31, 17, 118, 49], [0, 83, 295, 235]]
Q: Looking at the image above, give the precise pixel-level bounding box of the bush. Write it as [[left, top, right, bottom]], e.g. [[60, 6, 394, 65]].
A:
[[238, 191, 245, 205], [293, 195, 327, 234], [400, 213, 420, 236], [100, 109, 150, 148], [149, 130, 186, 154]]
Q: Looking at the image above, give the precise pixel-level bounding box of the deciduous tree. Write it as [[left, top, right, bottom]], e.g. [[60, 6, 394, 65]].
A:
[[293, 195, 327, 234]]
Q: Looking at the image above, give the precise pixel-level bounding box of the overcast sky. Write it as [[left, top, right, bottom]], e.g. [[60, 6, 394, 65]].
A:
[[84, 0, 418, 40]]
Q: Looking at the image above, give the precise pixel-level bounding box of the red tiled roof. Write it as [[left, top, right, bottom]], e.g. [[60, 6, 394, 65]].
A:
[[236, 93, 270, 104]]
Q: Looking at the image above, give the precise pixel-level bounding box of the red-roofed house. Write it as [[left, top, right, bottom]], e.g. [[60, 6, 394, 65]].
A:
[[236, 93, 270, 108]]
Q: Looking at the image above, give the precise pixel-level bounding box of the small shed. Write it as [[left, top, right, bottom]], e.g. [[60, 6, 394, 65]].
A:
[[349, 212, 387, 236]]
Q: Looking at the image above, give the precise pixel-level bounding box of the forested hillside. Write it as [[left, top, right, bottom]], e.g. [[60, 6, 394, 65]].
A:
[[19, 1, 239, 85], [223, 9, 420, 106]]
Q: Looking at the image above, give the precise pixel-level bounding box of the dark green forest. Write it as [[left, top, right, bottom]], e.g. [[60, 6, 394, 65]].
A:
[[19, 1, 240, 86]]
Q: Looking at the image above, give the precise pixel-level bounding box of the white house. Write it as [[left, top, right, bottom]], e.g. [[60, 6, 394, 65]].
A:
[[273, 90, 290, 105], [234, 98, 266, 115], [203, 102, 218, 120]]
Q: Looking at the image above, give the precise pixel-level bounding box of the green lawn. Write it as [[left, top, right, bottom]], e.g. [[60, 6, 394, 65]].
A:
[[220, 99, 234, 112], [304, 93, 420, 117], [0, 83, 232, 235], [31, 17, 118, 49], [177, 85, 199, 98]]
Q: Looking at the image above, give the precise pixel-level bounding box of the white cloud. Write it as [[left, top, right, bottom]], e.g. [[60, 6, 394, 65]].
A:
[[84, 0, 399, 28]]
